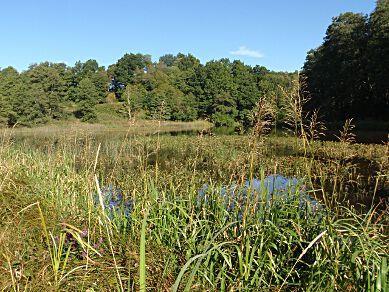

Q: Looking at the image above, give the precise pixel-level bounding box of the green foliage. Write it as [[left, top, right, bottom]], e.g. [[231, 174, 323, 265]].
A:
[[174, 53, 201, 71], [159, 54, 177, 67], [145, 83, 175, 120], [123, 84, 147, 116], [303, 1, 389, 121], [211, 92, 238, 127], [367, 0, 389, 118], [109, 53, 152, 85], [231, 60, 261, 128], [0, 53, 295, 128], [16, 86, 51, 125], [0, 67, 22, 125], [26, 62, 69, 103], [74, 78, 98, 122], [69, 59, 109, 103], [0, 66, 66, 126], [0, 94, 10, 126], [199, 60, 235, 118], [171, 93, 197, 121]]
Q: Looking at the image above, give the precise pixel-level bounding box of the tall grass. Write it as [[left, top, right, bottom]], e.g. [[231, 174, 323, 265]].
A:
[[0, 130, 387, 290]]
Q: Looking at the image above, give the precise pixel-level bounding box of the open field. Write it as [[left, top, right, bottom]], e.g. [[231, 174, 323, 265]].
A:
[[0, 119, 212, 140], [0, 128, 388, 291]]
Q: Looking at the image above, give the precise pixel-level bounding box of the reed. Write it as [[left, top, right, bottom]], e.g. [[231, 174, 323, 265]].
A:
[[0, 127, 387, 290]]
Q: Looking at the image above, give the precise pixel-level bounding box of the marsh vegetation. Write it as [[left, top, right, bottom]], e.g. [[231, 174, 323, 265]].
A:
[[0, 126, 387, 291]]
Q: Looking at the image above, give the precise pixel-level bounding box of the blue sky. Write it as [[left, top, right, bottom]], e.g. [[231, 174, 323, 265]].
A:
[[0, 0, 376, 72]]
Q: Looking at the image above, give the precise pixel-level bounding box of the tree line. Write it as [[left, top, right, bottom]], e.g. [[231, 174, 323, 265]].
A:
[[0, 54, 296, 129], [0, 60, 109, 125], [1, 0, 387, 130], [302, 0, 389, 122]]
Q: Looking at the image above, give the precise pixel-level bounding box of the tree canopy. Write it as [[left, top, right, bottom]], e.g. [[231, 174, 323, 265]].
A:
[[0, 53, 295, 128], [302, 0, 389, 121]]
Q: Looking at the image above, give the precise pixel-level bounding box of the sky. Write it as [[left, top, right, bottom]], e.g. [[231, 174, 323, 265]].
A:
[[0, 0, 377, 72]]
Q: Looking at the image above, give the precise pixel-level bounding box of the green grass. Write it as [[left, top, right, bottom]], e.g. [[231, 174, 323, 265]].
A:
[[0, 130, 387, 290]]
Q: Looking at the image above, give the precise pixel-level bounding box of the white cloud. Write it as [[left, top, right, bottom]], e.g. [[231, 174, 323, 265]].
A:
[[230, 46, 263, 58]]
